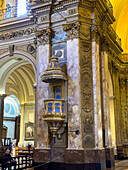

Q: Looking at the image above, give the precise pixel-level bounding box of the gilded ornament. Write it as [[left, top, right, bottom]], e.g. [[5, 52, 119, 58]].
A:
[[79, 7, 91, 18]]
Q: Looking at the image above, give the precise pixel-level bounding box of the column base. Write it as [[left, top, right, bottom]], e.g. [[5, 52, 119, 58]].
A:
[[117, 145, 124, 160], [105, 147, 115, 168], [122, 144, 128, 159], [33, 148, 106, 170], [0, 147, 3, 158]]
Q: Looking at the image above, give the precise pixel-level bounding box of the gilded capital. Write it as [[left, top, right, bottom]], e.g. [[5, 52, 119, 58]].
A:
[[91, 25, 100, 41], [100, 36, 109, 52]]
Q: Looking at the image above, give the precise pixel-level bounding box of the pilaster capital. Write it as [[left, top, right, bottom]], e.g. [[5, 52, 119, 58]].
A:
[[100, 36, 109, 52], [91, 25, 101, 42], [63, 22, 80, 40], [35, 27, 54, 45]]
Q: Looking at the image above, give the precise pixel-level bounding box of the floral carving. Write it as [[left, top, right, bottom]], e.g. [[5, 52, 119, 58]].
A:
[[63, 22, 80, 39], [35, 28, 54, 45], [0, 28, 35, 41], [83, 115, 93, 134]]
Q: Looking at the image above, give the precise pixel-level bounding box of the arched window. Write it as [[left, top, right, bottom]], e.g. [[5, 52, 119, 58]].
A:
[[17, 0, 27, 17]]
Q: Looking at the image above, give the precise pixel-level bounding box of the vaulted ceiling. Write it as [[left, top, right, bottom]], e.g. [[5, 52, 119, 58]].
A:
[[0, 56, 35, 104], [110, 0, 128, 53], [5, 64, 35, 104]]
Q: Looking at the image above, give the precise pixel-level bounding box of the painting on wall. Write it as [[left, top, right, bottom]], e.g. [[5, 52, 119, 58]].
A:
[[25, 122, 34, 141]]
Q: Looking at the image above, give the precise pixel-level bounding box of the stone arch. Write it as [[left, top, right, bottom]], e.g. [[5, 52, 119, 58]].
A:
[[0, 51, 37, 95]]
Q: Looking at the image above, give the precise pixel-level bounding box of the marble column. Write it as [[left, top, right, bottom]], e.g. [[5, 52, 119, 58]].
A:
[[33, 84, 37, 147], [109, 96, 116, 153], [19, 104, 25, 146], [64, 23, 106, 169], [101, 50, 114, 168], [67, 38, 82, 149], [33, 43, 50, 163], [113, 72, 123, 159], [92, 40, 103, 149], [101, 51, 112, 147], [0, 94, 6, 156], [36, 44, 50, 148]]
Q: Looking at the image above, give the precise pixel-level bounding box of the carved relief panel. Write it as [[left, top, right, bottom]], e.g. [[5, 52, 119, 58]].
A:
[[80, 41, 94, 148]]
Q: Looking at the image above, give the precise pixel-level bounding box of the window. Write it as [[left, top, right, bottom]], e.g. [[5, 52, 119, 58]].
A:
[[17, 0, 27, 17], [54, 86, 62, 99]]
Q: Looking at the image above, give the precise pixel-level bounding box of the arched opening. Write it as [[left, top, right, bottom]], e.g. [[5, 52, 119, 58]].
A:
[[109, 71, 116, 152], [3, 95, 21, 144], [0, 53, 36, 148]]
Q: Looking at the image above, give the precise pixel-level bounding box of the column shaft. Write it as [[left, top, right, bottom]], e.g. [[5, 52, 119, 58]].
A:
[[19, 104, 25, 146], [92, 41, 103, 148], [101, 51, 112, 147], [0, 95, 6, 147]]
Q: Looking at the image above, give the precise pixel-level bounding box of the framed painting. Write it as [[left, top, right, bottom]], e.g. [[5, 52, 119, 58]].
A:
[[25, 122, 34, 141]]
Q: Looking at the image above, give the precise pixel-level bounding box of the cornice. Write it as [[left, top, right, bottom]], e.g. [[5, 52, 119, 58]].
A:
[[29, 0, 52, 10], [0, 15, 32, 29]]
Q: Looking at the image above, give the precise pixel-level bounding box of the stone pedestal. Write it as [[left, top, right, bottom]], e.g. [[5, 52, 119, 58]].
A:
[[117, 145, 123, 160], [33, 148, 106, 170], [105, 148, 115, 168]]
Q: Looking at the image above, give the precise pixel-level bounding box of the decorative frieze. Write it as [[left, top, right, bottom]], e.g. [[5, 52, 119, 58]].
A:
[[68, 8, 77, 15], [38, 15, 49, 23], [63, 22, 80, 40], [80, 0, 96, 7], [0, 28, 35, 41], [0, 48, 8, 56]]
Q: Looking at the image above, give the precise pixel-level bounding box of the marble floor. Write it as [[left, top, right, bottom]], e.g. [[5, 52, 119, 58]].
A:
[[27, 160, 128, 170], [107, 160, 128, 170]]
